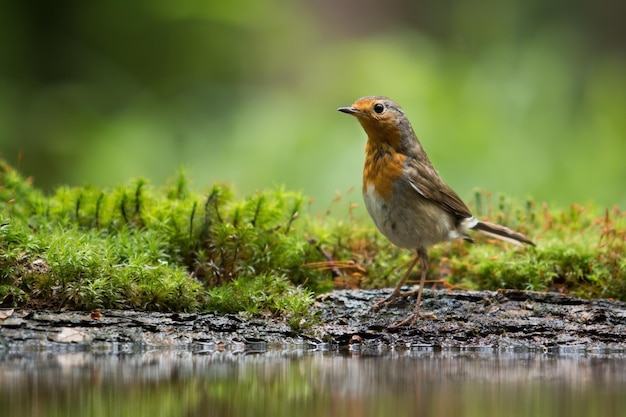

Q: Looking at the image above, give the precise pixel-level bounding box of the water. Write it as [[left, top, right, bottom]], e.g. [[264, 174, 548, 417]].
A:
[[1, 347, 625, 417]]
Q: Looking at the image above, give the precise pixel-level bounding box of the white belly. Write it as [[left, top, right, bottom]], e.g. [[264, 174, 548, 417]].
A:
[[363, 183, 460, 249]]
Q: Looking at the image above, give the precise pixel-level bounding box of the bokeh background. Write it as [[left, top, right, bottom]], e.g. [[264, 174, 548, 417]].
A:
[[1, 0, 625, 209]]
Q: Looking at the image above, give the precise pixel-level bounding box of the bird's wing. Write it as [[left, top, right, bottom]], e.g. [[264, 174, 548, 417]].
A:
[[404, 156, 473, 219]]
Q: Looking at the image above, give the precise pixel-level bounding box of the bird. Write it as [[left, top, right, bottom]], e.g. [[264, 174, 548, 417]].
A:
[[338, 96, 535, 326]]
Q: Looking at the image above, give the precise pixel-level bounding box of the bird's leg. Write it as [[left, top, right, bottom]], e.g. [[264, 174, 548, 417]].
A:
[[369, 250, 421, 312], [390, 247, 437, 327], [412, 248, 429, 317]]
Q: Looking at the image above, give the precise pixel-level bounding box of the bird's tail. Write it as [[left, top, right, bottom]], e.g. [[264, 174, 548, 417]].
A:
[[472, 220, 535, 247]]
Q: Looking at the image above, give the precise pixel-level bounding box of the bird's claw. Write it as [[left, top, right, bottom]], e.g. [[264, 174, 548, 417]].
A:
[[368, 294, 396, 312], [388, 311, 438, 329], [368, 289, 419, 312]]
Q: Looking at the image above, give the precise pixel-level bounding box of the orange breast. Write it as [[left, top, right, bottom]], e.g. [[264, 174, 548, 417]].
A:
[[362, 142, 406, 200]]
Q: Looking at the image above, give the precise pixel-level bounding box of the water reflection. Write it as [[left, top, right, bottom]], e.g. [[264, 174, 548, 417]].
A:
[[1, 348, 625, 417]]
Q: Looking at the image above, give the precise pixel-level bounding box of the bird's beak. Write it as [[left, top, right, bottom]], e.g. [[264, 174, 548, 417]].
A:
[[337, 106, 358, 115]]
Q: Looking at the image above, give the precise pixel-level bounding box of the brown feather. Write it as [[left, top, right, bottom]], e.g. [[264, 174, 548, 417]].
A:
[[404, 156, 473, 220]]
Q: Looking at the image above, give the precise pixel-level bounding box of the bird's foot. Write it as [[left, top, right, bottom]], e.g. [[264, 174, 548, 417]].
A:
[[368, 289, 418, 312], [388, 311, 438, 329]]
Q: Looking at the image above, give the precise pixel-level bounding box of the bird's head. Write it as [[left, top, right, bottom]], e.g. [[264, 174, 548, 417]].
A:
[[338, 96, 414, 148]]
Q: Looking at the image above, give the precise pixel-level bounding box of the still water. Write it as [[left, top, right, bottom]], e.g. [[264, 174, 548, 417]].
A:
[[1, 347, 625, 417]]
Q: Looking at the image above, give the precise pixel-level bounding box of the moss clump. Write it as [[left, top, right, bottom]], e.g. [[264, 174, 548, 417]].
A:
[[427, 197, 626, 300], [0, 161, 330, 329]]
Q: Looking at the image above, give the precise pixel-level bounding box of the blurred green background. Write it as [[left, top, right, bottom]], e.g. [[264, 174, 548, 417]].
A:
[[1, 0, 625, 210]]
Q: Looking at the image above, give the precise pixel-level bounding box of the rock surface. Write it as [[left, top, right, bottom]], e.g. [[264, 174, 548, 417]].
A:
[[1, 289, 625, 353]]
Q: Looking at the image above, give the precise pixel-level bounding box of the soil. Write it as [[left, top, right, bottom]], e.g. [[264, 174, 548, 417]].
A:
[[1, 289, 625, 353]]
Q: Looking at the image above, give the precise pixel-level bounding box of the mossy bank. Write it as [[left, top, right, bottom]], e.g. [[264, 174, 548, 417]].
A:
[[0, 160, 624, 330]]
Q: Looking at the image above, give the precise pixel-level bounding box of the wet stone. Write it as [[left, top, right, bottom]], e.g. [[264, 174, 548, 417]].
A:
[[0, 289, 625, 352]]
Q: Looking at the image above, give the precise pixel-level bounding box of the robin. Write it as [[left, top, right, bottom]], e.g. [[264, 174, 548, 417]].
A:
[[338, 96, 535, 326]]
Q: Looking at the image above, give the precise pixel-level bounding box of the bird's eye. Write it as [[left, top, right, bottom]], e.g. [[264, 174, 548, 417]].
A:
[[373, 103, 385, 114]]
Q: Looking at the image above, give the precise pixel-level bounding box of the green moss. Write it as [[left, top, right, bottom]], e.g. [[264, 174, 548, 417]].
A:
[[0, 161, 330, 324], [442, 197, 626, 299], [1, 161, 625, 329], [205, 274, 316, 330]]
